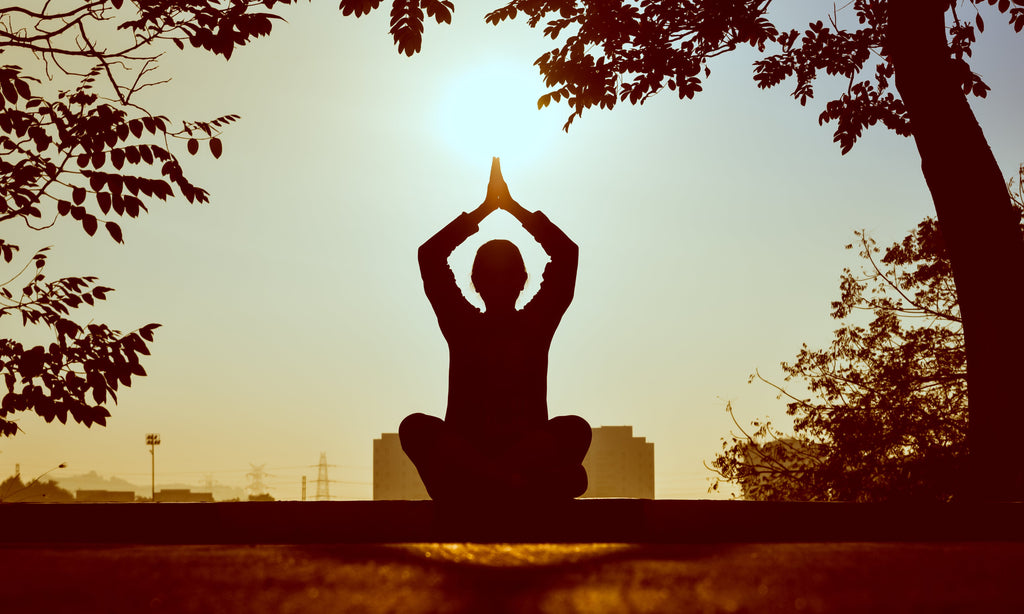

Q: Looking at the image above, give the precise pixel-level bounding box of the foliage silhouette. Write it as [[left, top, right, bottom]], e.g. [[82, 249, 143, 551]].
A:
[[0, 2, 296, 435], [709, 166, 1024, 502], [0, 467, 73, 503], [401, 159, 591, 500], [0, 0, 459, 436]]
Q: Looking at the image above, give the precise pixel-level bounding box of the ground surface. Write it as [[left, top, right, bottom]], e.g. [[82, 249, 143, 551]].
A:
[[3, 542, 1023, 613]]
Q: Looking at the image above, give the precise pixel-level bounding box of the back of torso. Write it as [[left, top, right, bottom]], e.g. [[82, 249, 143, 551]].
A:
[[444, 308, 555, 444]]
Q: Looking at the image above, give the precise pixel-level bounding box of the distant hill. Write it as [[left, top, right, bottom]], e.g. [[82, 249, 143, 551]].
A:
[[56, 471, 143, 496], [56, 471, 246, 502]]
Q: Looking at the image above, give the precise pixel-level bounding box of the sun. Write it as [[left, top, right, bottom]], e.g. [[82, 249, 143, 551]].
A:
[[436, 59, 563, 167]]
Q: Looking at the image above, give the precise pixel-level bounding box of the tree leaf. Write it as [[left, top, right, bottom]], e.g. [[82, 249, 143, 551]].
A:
[[139, 323, 161, 342], [82, 215, 98, 236], [14, 79, 31, 100], [105, 221, 123, 244], [91, 379, 107, 405], [209, 138, 223, 159], [1, 80, 17, 104], [97, 191, 111, 214], [106, 175, 123, 196]]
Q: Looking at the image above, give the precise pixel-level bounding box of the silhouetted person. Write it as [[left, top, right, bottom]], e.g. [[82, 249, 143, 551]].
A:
[[401, 158, 592, 501]]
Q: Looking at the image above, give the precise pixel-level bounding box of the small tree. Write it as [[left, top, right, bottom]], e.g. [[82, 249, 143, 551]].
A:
[[709, 166, 1024, 502]]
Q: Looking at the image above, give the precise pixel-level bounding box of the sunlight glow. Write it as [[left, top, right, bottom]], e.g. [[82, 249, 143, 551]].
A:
[[436, 60, 562, 167]]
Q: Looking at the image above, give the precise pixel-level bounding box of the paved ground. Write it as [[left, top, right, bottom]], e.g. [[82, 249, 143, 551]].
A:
[[3, 542, 1023, 613]]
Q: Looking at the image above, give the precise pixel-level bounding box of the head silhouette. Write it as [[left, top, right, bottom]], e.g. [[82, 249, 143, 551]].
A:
[[472, 239, 527, 310]]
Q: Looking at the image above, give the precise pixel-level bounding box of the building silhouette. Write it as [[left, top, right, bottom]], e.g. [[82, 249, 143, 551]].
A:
[[372, 425, 654, 500], [154, 488, 214, 502], [373, 433, 429, 500], [76, 489, 135, 502], [582, 425, 655, 498]]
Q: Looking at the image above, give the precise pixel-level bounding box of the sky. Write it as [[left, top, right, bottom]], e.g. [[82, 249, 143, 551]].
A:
[[2, 1, 1023, 500]]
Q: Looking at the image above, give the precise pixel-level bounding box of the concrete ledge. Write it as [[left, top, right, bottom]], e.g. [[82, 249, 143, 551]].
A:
[[3, 499, 1023, 543]]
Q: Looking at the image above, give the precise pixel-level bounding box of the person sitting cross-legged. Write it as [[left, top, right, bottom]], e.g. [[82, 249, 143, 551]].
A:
[[400, 158, 592, 501]]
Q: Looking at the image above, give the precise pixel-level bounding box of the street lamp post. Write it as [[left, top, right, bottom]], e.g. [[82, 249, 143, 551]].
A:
[[146, 433, 160, 501]]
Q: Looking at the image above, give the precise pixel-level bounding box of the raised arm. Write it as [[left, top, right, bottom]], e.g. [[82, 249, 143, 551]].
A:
[[490, 159, 579, 315], [419, 160, 504, 265], [488, 158, 578, 261], [418, 161, 504, 325]]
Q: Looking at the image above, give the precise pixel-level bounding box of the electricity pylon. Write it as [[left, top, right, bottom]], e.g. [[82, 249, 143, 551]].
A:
[[315, 452, 330, 501]]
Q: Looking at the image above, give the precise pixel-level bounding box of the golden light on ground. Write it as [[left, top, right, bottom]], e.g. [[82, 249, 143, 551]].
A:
[[396, 543, 632, 566], [436, 60, 563, 167]]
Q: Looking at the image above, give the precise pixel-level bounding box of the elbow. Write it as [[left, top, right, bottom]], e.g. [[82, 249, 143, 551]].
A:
[[418, 242, 435, 267], [567, 239, 579, 258], [564, 239, 579, 265]]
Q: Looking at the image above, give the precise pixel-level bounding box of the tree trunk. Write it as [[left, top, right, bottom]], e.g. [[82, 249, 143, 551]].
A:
[[889, 0, 1024, 500]]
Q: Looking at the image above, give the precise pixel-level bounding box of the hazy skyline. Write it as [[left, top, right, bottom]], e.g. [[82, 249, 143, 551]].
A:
[[3, 2, 1023, 499]]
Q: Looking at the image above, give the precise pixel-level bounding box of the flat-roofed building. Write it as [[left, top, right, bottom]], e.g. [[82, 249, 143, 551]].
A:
[[76, 489, 135, 503], [373, 432, 429, 500], [154, 489, 214, 503], [582, 425, 655, 499], [372, 425, 654, 500]]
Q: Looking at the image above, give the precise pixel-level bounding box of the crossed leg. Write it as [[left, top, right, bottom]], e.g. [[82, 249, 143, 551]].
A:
[[399, 413, 592, 501]]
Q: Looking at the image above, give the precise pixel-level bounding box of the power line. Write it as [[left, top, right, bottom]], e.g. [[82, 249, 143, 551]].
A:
[[113, 463, 369, 477]]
